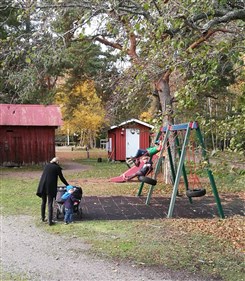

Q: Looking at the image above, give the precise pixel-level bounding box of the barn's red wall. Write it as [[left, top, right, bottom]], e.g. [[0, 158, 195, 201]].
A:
[[0, 126, 56, 165]]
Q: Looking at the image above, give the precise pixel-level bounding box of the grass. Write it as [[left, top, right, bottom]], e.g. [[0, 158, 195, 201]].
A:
[[211, 150, 244, 163], [0, 149, 244, 281], [193, 153, 245, 193], [0, 272, 29, 281], [75, 158, 127, 178], [211, 164, 245, 193], [0, 178, 39, 216], [46, 219, 244, 281]]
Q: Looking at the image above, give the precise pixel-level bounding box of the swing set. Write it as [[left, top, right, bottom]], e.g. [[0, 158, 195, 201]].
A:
[[137, 121, 225, 219]]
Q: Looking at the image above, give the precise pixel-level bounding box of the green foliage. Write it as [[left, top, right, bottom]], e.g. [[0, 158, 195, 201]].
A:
[[0, 0, 116, 105], [0, 0, 21, 39], [0, 1, 62, 103], [0, 0, 244, 150]]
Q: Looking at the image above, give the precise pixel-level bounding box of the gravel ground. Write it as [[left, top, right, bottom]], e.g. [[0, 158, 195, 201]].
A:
[[1, 215, 218, 281]]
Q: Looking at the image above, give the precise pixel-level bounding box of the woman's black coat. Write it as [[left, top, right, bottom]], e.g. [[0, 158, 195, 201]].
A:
[[36, 163, 69, 198]]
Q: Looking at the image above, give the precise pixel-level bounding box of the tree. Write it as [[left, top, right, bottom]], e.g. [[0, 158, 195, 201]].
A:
[[56, 80, 106, 147], [0, 0, 116, 105], [0, 0, 66, 103], [65, 0, 244, 149], [52, 1, 243, 112], [1, 0, 244, 150]]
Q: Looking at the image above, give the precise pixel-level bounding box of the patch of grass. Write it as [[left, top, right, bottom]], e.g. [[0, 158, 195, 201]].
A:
[[208, 150, 245, 193], [0, 271, 29, 281], [0, 178, 40, 216], [47, 219, 244, 281], [183, 157, 244, 194], [209, 164, 245, 193], [0, 165, 42, 173], [57, 148, 108, 161], [75, 158, 127, 178], [211, 150, 244, 163]]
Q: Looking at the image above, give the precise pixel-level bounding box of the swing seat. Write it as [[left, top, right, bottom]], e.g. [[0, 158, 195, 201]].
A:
[[138, 176, 157, 186], [186, 188, 206, 198]]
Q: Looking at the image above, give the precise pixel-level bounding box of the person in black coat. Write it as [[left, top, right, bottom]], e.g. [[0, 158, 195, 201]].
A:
[[36, 157, 69, 225]]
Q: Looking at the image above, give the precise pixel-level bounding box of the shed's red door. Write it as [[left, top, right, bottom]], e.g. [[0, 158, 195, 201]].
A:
[[126, 128, 140, 158]]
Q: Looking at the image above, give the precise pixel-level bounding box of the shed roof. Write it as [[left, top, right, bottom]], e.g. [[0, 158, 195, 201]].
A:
[[110, 118, 154, 130], [0, 104, 63, 126]]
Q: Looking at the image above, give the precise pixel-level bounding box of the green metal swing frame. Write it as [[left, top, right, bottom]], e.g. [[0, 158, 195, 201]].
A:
[[137, 121, 225, 219]]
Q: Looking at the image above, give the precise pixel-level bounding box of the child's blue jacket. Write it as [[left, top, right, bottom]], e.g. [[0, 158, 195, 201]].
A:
[[61, 192, 70, 200]]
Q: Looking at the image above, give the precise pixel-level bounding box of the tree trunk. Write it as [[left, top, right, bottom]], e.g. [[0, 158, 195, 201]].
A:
[[154, 70, 174, 184], [154, 70, 173, 126]]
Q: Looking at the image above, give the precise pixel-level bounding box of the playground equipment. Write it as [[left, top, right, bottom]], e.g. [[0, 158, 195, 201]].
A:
[[185, 138, 206, 198], [138, 121, 224, 218], [110, 121, 224, 219]]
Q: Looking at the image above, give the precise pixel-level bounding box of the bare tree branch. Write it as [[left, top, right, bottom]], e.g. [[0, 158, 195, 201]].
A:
[[93, 36, 123, 51], [187, 28, 238, 50], [202, 9, 245, 33]]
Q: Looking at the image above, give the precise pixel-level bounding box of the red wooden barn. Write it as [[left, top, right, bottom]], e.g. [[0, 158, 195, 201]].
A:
[[107, 118, 154, 161], [0, 104, 63, 166]]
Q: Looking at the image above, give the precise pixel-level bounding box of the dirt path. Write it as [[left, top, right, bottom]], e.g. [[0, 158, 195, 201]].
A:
[[1, 215, 215, 281], [0, 161, 89, 180]]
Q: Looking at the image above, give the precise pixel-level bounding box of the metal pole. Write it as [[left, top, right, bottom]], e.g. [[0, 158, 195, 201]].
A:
[[167, 124, 191, 218], [137, 130, 163, 196], [145, 126, 170, 205], [175, 133, 192, 204], [195, 127, 225, 218], [137, 182, 144, 196], [167, 141, 176, 182]]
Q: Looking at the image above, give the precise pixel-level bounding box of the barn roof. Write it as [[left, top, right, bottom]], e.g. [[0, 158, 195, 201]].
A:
[[110, 118, 154, 130], [0, 104, 63, 126]]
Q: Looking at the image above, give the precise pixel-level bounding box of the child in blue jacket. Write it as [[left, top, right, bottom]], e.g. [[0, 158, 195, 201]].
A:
[[61, 185, 77, 224]]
